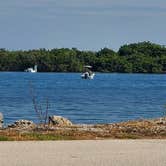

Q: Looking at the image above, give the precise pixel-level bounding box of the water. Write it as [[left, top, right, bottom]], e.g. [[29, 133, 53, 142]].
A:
[[0, 72, 166, 125]]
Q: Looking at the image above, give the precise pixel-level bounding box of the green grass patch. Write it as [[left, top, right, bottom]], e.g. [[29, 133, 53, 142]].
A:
[[0, 135, 13, 141], [22, 133, 74, 141]]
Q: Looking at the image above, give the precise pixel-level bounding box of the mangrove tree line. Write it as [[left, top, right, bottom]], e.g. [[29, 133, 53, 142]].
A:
[[0, 41, 166, 73]]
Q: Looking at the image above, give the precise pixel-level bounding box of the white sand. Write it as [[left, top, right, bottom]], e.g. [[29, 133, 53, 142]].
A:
[[0, 140, 166, 166]]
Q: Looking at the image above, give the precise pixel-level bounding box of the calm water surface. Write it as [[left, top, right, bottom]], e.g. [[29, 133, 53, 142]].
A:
[[0, 72, 166, 125]]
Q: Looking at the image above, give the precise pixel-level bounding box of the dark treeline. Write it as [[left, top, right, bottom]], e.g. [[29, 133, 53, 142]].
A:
[[0, 41, 166, 73]]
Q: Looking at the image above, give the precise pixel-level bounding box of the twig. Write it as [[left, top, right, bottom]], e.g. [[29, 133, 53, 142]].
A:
[[29, 81, 49, 124]]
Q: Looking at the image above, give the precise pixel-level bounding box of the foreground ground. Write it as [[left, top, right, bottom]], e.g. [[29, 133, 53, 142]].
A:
[[0, 117, 166, 140], [0, 140, 166, 166]]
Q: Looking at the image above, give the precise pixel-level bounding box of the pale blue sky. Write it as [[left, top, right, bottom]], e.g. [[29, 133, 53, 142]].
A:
[[0, 0, 165, 51]]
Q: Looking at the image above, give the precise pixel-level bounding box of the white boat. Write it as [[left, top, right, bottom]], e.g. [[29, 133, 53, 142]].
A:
[[81, 65, 95, 79], [25, 65, 37, 73]]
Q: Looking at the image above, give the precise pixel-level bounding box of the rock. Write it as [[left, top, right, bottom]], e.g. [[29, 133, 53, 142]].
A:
[[155, 117, 166, 125], [49, 116, 72, 126], [8, 120, 35, 129], [0, 112, 3, 128]]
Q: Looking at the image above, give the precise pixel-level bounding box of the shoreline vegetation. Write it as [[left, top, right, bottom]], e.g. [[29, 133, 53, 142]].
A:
[[0, 116, 166, 141], [0, 41, 166, 73]]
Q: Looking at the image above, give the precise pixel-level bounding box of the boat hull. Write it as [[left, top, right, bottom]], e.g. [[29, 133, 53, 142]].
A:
[[81, 72, 95, 79]]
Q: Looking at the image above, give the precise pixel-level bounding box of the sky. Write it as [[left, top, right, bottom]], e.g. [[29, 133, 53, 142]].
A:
[[0, 0, 165, 51]]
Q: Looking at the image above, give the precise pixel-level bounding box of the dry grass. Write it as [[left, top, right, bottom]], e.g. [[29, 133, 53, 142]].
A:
[[0, 117, 166, 141]]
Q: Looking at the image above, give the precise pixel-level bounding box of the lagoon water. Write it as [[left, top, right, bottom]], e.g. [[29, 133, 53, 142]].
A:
[[0, 72, 166, 125]]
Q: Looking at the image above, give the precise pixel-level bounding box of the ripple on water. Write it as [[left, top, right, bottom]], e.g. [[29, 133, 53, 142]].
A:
[[0, 72, 165, 124]]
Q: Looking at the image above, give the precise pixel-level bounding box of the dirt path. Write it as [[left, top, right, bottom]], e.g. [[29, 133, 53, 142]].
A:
[[0, 140, 166, 166]]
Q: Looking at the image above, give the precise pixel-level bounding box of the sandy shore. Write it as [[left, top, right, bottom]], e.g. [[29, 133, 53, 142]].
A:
[[0, 140, 166, 166]]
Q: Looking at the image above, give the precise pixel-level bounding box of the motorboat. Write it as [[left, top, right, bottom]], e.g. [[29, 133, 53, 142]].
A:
[[81, 65, 95, 79], [25, 65, 37, 73], [81, 72, 95, 79]]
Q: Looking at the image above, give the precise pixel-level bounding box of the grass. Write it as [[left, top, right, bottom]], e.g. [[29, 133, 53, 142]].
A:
[[114, 133, 141, 139], [0, 135, 13, 141], [21, 133, 75, 141], [0, 131, 78, 141], [0, 131, 142, 141], [0, 117, 166, 141]]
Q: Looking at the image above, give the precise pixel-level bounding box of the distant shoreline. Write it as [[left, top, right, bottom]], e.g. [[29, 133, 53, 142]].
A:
[[1, 71, 166, 74], [0, 41, 166, 73]]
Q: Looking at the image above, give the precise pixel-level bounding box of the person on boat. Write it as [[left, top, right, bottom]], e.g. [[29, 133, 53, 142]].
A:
[[84, 72, 89, 79]]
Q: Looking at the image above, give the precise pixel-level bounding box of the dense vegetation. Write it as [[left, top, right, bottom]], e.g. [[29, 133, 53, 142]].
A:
[[0, 41, 166, 73]]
